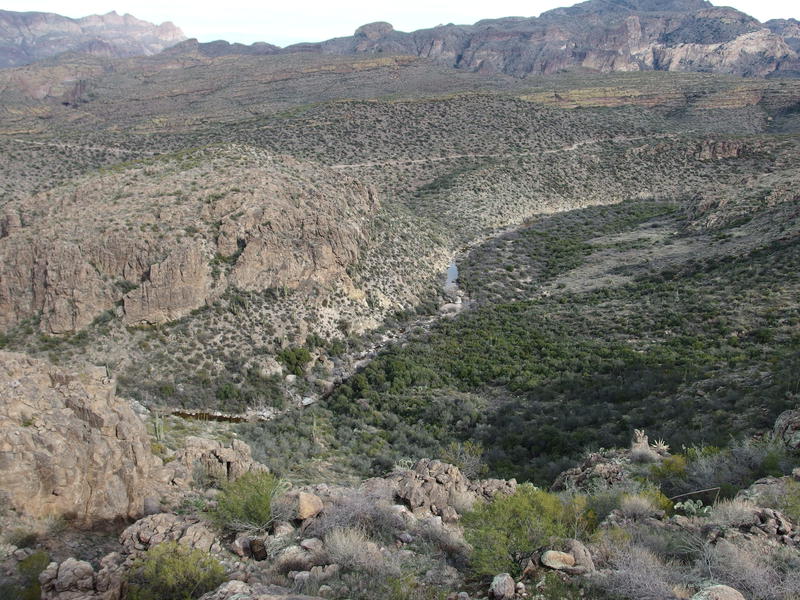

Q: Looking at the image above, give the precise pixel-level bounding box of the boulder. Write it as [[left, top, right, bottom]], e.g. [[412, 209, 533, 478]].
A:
[[488, 573, 515, 600], [382, 459, 516, 522], [541, 550, 576, 571], [0, 352, 162, 522], [171, 436, 268, 486], [297, 492, 324, 520], [40, 553, 126, 600], [691, 585, 746, 600], [550, 452, 626, 492], [774, 408, 800, 450], [119, 513, 220, 554], [565, 539, 595, 574]]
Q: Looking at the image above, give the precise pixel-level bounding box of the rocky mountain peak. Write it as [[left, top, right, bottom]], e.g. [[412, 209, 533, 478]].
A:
[[0, 9, 186, 67], [354, 22, 395, 40]]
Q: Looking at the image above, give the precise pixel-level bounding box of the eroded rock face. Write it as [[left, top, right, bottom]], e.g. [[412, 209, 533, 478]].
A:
[[0, 351, 160, 521], [0, 9, 186, 68], [301, 2, 799, 78], [0, 147, 377, 334], [171, 436, 269, 486]]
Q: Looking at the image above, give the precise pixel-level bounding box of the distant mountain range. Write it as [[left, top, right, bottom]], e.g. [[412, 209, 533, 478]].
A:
[[1, 0, 799, 77], [0, 9, 185, 67]]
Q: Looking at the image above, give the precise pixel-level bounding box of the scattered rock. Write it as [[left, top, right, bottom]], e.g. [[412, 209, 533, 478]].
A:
[[488, 573, 515, 600]]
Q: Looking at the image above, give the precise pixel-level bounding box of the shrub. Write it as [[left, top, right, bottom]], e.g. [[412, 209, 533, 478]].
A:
[[127, 542, 225, 600], [599, 545, 682, 600], [462, 484, 576, 577], [324, 527, 393, 575], [212, 471, 286, 532], [709, 498, 759, 530], [307, 485, 404, 543], [439, 440, 488, 479], [619, 494, 658, 521], [707, 539, 800, 600]]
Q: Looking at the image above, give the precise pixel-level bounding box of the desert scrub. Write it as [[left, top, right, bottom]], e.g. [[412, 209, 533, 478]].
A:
[[212, 471, 286, 532], [126, 541, 225, 600], [0, 551, 49, 600], [462, 484, 584, 577]]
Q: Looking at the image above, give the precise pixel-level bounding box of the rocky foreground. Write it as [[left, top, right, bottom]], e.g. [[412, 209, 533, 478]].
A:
[[2, 351, 799, 599]]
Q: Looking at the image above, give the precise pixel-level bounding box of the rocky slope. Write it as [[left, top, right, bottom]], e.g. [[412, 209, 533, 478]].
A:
[[295, 0, 800, 78], [0, 146, 377, 334], [0, 9, 185, 68]]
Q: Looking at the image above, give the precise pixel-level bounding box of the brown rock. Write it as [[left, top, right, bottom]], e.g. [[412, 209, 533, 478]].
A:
[[297, 492, 324, 520], [0, 352, 161, 522], [541, 550, 576, 571]]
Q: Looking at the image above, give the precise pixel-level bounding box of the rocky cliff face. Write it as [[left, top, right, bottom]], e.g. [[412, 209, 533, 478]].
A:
[[0, 9, 185, 68], [0, 146, 377, 334], [0, 351, 160, 521], [295, 1, 799, 78]]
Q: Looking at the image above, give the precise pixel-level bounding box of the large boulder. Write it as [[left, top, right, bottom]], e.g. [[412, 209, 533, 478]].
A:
[[691, 585, 746, 600], [171, 436, 268, 486], [488, 573, 515, 600], [40, 553, 126, 600], [0, 352, 162, 521], [382, 459, 516, 521], [774, 408, 800, 450], [550, 452, 626, 492], [119, 512, 220, 554]]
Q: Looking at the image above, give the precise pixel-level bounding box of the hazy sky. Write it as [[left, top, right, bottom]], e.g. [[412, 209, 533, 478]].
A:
[[4, 0, 798, 47]]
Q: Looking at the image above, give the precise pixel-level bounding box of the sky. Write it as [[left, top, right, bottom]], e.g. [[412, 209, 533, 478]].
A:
[[3, 0, 798, 47]]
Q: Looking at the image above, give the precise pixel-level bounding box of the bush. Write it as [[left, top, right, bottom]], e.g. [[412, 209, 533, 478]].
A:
[[324, 527, 394, 575], [707, 539, 800, 600], [462, 484, 578, 577], [599, 545, 682, 600], [212, 471, 285, 532], [709, 498, 759, 530], [307, 485, 404, 543], [127, 542, 225, 600]]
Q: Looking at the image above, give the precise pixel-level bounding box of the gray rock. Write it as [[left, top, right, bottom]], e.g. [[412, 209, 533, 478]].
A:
[[489, 573, 515, 600]]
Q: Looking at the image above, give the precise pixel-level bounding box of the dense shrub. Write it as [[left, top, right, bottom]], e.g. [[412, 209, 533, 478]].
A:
[[126, 542, 225, 600], [212, 471, 286, 532], [461, 484, 580, 577]]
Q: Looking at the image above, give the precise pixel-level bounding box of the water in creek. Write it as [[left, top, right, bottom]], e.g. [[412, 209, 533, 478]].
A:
[[445, 260, 458, 288]]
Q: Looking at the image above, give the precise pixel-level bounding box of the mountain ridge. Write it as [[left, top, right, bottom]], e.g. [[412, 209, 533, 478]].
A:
[[0, 9, 186, 67]]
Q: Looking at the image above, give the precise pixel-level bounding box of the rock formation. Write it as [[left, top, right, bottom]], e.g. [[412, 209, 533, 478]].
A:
[[0, 147, 377, 333], [0, 9, 185, 67], [295, 1, 800, 78], [0, 351, 160, 521]]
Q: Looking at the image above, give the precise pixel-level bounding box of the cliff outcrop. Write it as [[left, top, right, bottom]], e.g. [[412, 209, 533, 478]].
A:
[[0, 146, 377, 334]]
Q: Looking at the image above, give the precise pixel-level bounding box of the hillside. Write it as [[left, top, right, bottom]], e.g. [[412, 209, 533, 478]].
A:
[[1, 4, 800, 600]]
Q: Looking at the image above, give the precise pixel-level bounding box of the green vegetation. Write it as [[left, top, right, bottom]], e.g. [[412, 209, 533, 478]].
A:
[[212, 471, 286, 532], [462, 485, 582, 577], [127, 542, 225, 600], [277, 346, 313, 376], [0, 551, 49, 600]]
